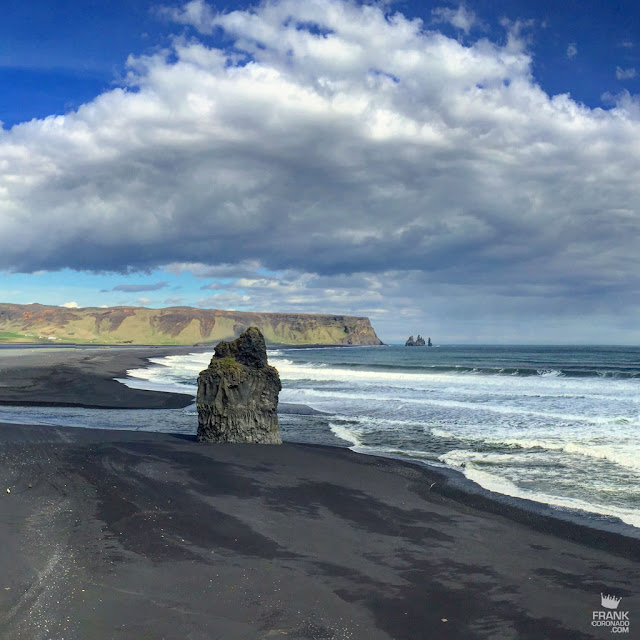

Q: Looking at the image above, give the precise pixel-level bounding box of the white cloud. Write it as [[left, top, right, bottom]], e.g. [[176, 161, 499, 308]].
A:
[[432, 5, 477, 34], [160, 0, 215, 34], [61, 301, 79, 308], [566, 42, 577, 58], [1, 0, 640, 341], [616, 66, 637, 80], [137, 297, 152, 304]]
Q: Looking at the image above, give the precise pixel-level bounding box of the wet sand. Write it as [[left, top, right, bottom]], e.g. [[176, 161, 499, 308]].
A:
[[0, 422, 638, 639]]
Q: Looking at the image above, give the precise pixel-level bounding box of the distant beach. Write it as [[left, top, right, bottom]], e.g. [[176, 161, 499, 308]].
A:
[[0, 345, 638, 637]]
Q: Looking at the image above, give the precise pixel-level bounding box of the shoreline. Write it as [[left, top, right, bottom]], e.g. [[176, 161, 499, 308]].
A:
[[0, 344, 206, 409], [0, 421, 638, 638], [1, 344, 639, 541], [355, 449, 640, 557]]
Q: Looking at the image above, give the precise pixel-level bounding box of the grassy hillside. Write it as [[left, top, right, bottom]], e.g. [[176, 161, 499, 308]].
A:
[[0, 304, 382, 346]]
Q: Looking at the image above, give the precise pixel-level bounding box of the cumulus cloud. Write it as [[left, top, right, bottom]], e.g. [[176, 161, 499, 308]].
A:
[[110, 282, 168, 292], [160, 0, 215, 34], [136, 297, 152, 304], [2, 0, 640, 340], [616, 66, 637, 80], [431, 5, 477, 34], [61, 301, 80, 308], [566, 42, 577, 58]]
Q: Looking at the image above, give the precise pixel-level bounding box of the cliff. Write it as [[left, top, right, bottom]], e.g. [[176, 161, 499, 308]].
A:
[[0, 303, 382, 346]]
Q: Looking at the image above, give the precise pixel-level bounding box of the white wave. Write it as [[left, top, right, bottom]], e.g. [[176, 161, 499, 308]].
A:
[[329, 413, 423, 429], [115, 377, 197, 396], [440, 455, 640, 529], [430, 427, 481, 441], [119, 351, 211, 394], [273, 359, 640, 404], [474, 437, 640, 474], [127, 352, 210, 378], [489, 437, 565, 451], [439, 449, 521, 467], [562, 443, 640, 473], [431, 428, 640, 475], [281, 386, 640, 427], [401, 397, 640, 426], [272, 358, 294, 366], [430, 428, 455, 439], [329, 422, 363, 447]]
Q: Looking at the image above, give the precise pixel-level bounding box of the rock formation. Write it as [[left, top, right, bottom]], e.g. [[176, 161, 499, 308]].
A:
[[197, 327, 282, 444], [405, 335, 426, 346]]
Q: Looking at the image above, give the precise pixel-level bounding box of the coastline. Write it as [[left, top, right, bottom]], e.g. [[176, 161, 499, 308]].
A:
[[1, 421, 638, 639], [1, 345, 638, 540], [0, 345, 639, 637]]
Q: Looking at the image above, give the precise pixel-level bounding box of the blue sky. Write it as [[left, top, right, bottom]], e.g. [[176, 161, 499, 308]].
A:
[[2, 0, 640, 343], [3, 0, 639, 126]]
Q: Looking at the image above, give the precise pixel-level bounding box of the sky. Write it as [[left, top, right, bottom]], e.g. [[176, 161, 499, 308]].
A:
[[1, 0, 640, 344]]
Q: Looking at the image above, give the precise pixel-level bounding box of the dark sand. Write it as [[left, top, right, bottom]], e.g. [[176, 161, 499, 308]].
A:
[[0, 346, 200, 409], [0, 347, 638, 639], [0, 423, 638, 639]]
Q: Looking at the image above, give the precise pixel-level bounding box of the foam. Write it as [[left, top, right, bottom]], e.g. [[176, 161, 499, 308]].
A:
[[119, 349, 640, 529], [281, 387, 639, 427], [454, 463, 640, 529], [115, 377, 197, 396], [329, 422, 363, 447]]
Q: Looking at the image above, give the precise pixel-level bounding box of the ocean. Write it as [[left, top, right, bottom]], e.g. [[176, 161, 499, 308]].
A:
[[2, 344, 639, 530]]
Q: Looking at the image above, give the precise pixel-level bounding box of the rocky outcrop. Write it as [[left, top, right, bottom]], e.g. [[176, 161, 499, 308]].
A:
[[197, 327, 282, 444], [405, 334, 426, 346], [0, 303, 383, 346]]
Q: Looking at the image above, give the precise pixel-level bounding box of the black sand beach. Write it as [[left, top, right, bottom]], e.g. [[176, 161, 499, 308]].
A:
[[0, 347, 638, 639], [0, 345, 200, 409]]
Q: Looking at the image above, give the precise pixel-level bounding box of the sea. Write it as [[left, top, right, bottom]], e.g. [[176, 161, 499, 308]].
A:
[[1, 344, 639, 530]]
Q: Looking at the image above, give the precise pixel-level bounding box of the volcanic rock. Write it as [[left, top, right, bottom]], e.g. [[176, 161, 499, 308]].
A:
[[197, 327, 282, 443]]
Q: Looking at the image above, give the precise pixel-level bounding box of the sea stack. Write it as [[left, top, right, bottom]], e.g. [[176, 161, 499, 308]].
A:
[[197, 327, 282, 444]]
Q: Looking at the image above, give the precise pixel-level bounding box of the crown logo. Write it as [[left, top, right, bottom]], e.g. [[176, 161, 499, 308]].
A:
[[601, 593, 622, 609]]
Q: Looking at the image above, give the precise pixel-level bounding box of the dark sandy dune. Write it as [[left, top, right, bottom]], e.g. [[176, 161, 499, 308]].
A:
[[0, 422, 638, 640]]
